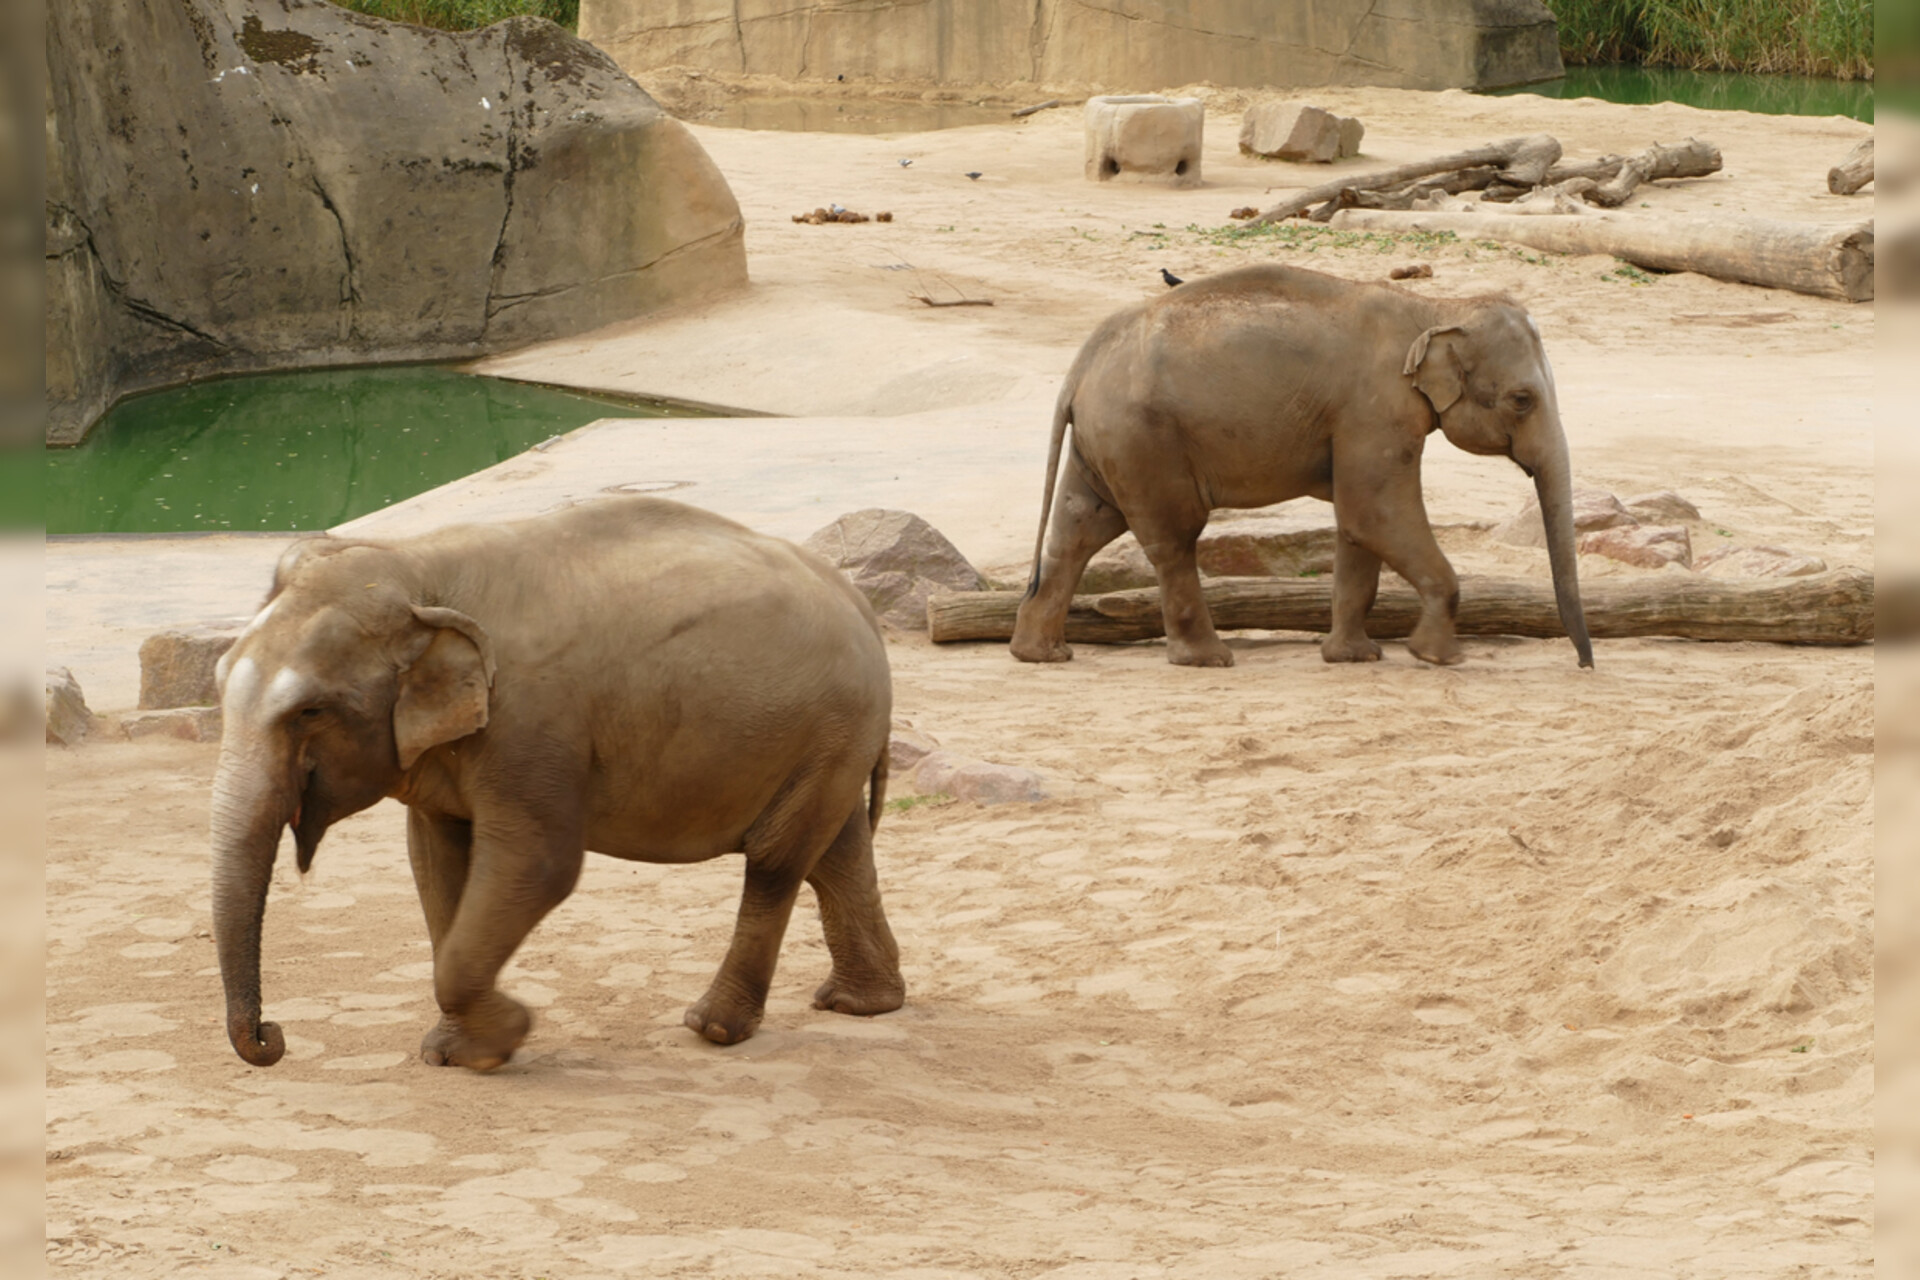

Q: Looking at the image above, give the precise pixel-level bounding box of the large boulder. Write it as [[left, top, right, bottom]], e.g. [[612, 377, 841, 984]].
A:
[[45, 1, 747, 444], [1578, 524, 1692, 570], [45, 668, 95, 747], [140, 621, 247, 709], [1085, 95, 1205, 188], [1239, 102, 1365, 163], [1492, 489, 1637, 549], [581, 1, 1563, 94], [805, 509, 986, 630]]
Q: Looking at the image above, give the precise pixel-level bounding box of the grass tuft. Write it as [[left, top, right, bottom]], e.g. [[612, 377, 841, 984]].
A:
[[1542, 0, 1872, 79]]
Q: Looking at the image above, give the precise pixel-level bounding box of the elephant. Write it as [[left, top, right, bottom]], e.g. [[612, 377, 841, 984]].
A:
[[210, 496, 904, 1072], [1009, 264, 1593, 669]]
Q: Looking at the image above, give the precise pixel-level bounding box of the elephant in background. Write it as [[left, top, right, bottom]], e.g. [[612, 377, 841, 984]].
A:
[[1010, 264, 1593, 669], [210, 496, 903, 1072]]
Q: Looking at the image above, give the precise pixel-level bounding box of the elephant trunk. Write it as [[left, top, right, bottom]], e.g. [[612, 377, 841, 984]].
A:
[[210, 750, 289, 1067], [1528, 437, 1594, 668]]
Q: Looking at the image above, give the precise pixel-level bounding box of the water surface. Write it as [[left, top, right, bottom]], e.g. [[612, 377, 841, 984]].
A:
[[1493, 64, 1872, 122], [46, 367, 712, 535]]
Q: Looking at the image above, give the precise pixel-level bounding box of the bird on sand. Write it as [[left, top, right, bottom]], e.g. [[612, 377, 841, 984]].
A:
[[1160, 268, 1184, 287], [965, 171, 983, 180], [898, 158, 913, 167]]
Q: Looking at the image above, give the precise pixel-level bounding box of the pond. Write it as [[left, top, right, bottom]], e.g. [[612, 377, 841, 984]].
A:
[[1491, 64, 1873, 122], [45, 366, 716, 536], [693, 96, 1015, 133]]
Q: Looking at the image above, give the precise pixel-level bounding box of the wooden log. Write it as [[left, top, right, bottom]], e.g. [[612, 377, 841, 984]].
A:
[[1013, 99, 1062, 118], [1516, 137, 1723, 203], [1326, 208, 1874, 302], [926, 569, 1873, 647], [1251, 135, 1560, 224], [1828, 137, 1874, 195]]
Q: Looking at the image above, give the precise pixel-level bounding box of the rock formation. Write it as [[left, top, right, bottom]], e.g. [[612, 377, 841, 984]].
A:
[[45, 1, 747, 444], [581, 0, 1563, 96]]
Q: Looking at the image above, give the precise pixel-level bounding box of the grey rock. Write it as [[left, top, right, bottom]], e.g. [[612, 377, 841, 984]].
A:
[[1492, 489, 1636, 549], [1624, 491, 1703, 524], [1578, 524, 1692, 569], [46, 667, 95, 747], [46, 2, 747, 444], [913, 750, 1050, 805], [1696, 545, 1829, 579], [805, 510, 985, 630], [889, 726, 941, 772], [1239, 102, 1363, 163], [140, 621, 247, 710], [124, 707, 224, 743]]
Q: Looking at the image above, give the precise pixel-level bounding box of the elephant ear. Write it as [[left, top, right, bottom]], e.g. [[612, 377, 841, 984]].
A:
[[393, 606, 496, 770], [1404, 324, 1467, 415]]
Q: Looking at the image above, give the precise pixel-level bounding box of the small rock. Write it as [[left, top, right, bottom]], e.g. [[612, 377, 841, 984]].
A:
[[1239, 101, 1363, 163], [123, 706, 223, 743], [1696, 545, 1828, 578], [1229, 206, 1259, 220], [45, 667, 94, 747], [913, 750, 1049, 804], [140, 621, 247, 710], [1491, 489, 1636, 549], [1623, 491, 1702, 524], [805, 509, 985, 631], [1578, 524, 1692, 569], [889, 726, 941, 772], [1389, 263, 1433, 280]]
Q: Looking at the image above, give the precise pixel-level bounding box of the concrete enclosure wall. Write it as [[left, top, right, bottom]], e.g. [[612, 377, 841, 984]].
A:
[[45, 0, 748, 444], [580, 0, 1563, 94]]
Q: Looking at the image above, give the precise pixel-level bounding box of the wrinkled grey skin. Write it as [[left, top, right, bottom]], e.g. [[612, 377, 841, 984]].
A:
[[1011, 264, 1592, 669], [211, 497, 902, 1072]]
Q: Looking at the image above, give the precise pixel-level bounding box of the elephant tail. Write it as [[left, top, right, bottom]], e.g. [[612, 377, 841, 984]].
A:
[[867, 745, 889, 835], [1024, 376, 1078, 600]]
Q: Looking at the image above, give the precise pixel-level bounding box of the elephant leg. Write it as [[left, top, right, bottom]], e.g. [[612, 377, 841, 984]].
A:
[[420, 810, 585, 1071], [405, 809, 472, 950], [1011, 458, 1128, 663], [1133, 514, 1232, 668], [685, 778, 843, 1045], [1322, 532, 1384, 663], [1337, 471, 1461, 666], [807, 806, 905, 1018]]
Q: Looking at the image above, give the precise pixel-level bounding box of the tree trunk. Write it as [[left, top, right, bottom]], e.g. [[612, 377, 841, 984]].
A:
[[1327, 208, 1875, 302], [926, 569, 1873, 647], [1828, 137, 1874, 195]]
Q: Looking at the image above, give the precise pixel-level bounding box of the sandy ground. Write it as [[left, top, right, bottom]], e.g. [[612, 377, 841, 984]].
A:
[[46, 86, 1874, 1278]]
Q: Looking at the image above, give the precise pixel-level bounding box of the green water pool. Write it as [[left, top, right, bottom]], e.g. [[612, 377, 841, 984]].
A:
[[46, 366, 713, 535], [1493, 64, 1873, 121]]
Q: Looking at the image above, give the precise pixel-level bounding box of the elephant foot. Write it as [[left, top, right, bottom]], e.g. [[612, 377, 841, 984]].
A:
[[1321, 633, 1383, 663], [812, 969, 906, 1017], [684, 985, 764, 1046], [1407, 630, 1464, 666], [419, 993, 531, 1072], [1167, 638, 1234, 668], [1010, 634, 1072, 663]]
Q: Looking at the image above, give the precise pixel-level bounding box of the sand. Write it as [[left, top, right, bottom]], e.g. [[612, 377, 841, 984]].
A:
[[46, 86, 1874, 1278]]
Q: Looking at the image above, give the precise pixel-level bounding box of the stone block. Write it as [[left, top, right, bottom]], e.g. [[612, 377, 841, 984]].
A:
[[1578, 524, 1692, 569], [140, 621, 248, 710], [912, 750, 1050, 805], [124, 707, 224, 743], [1491, 489, 1636, 549], [46, 667, 95, 747], [805, 509, 985, 630], [1239, 102, 1363, 163], [1696, 545, 1828, 579], [1085, 95, 1204, 188]]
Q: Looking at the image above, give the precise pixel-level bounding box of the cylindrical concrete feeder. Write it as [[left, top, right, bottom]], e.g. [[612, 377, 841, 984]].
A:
[[1084, 95, 1204, 188]]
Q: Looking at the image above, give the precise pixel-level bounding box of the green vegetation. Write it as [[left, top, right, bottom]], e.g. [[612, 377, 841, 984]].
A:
[[1542, 0, 1872, 79], [331, 0, 578, 32], [885, 794, 954, 814], [1186, 222, 1461, 255]]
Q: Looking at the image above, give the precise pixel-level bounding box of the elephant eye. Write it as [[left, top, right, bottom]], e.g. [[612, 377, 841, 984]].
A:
[[1510, 390, 1536, 414], [296, 706, 324, 721]]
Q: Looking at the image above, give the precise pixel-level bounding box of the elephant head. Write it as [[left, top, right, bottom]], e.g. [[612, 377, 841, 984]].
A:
[[1405, 303, 1594, 668], [210, 539, 495, 1065]]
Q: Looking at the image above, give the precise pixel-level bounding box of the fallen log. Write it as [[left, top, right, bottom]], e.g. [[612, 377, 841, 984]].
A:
[[1828, 137, 1874, 195], [1013, 99, 1062, 118], [1252, 135, 1561, 224], [1504, 137, 1723, 205], [1327, 208, 1874, 302], [927, 569, 1873, 647]]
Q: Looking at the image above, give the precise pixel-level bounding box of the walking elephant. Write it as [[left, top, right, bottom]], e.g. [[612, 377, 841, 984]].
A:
[[1010, 264, 1593, 669], [210, 497, 903, 1072]]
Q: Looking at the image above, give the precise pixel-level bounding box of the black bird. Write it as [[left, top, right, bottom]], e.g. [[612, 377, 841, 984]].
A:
[[965, 171, 983, 180], [1160, 268, 1184, 287]]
